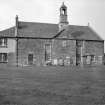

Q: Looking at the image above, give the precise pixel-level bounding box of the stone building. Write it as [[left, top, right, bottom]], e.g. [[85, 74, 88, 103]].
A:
[[0, 2, 104, 66]]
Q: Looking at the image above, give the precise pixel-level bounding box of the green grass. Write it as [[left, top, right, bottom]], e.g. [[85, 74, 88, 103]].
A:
[[0, 65, 105, 105]]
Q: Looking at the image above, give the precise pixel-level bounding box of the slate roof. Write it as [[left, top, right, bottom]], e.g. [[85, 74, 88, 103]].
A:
[[0, 21, 103, 41], [0, 27, 15, 37], [18, 21, 58, 38], [56, 25, 103, 40]]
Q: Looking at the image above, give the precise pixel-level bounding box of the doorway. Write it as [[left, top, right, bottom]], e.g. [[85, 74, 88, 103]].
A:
[[28, 53, 33, 65]]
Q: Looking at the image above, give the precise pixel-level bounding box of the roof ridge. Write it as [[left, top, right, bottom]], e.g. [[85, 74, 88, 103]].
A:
[[69, 24, 88, 27], [19, 21, 58, 25], [0, 22, 103, 41]]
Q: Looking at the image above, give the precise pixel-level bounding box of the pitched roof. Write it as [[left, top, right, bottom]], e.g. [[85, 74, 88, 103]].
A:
[[0, 21, 103, 41], [57, 25, 103, 40], [0, 27, 15, 37], [18, 21, 58, 38]]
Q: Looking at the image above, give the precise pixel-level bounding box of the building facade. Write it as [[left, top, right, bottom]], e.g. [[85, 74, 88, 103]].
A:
[[0, 3, 104, 66]]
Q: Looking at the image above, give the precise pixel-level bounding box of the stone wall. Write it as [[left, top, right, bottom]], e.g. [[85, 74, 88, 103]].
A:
[[16, 38, 104, 66], [0, 39, 16, 65], [82, 40, 104, 65], [17, 38, 53, 66], [17, 38, 76, 66], [8, 53, 16, 65], [52, 39, 76, 65], [17, 39, 45, 66]]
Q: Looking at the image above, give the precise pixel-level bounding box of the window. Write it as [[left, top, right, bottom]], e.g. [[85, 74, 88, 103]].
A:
[[98, 56, 103, 64], [64, 56, 70, 65], [0, 53, 8, 63], [62, 40, 67, 47], [86, 55, 91, 64], [91, 55, 96, 63], [45, 44, 51, 62], [0, 38, 7, 47], [76, 41, 82, 47], [62, 9, 65, 15], [62, 36, 68, 47], [53, 59, 58, 65]]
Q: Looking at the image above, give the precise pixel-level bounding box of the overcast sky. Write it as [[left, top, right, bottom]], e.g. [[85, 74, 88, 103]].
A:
[[0, 0, 105, 40]]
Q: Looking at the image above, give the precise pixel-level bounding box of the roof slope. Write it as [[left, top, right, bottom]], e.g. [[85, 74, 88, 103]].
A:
[[0, 27, 15, 37], [18, 21, 58, 38], [0, 21, 103, 40], [57, 25, 103, 40]]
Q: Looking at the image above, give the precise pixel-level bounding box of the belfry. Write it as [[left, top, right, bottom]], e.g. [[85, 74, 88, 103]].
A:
[[59, 2, 69, 31]]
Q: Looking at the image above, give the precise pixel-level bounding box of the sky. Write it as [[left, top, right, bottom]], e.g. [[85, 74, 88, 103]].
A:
[[0, 0, 105, 40]]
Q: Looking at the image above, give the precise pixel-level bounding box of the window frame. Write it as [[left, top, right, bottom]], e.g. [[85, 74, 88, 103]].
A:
[[62, 40, 67, 47], [0, 38, 8, 47], [62, 36, 68, 47], [0, 53, 8, 63], [45, 43, 51, 62], [98, 56, 103, 64]]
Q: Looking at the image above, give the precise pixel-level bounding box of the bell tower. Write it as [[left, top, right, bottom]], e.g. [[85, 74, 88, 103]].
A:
[[59, 2, 69, 31]]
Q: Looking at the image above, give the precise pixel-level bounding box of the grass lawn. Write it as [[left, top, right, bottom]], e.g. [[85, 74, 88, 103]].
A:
[[0, 65, 105, 105]]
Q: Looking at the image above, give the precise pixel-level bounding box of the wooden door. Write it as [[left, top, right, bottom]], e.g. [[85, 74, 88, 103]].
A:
[[28, 54, 33, 65]]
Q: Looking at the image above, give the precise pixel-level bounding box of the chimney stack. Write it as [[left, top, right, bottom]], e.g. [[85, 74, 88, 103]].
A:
[[15, 15, 19, 36], [16, 15, 18, 28]]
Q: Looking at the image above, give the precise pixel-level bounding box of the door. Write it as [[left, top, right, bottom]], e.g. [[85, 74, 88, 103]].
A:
[[28, 54, 33, 65]]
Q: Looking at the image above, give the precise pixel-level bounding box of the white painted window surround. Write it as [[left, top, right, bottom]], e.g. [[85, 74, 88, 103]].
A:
[[0, 53, 8, 62], [98, 56, 103, 64], [53, 59, 58, 65], [62, 36, 67, 47], [0, 39, 16, 53], [0, 38, 7, 47]]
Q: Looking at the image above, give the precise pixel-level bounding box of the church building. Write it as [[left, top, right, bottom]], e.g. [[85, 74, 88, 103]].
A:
[[0, 2, 104, 66]]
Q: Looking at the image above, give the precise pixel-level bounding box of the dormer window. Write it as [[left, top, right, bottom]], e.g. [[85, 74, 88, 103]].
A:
[[0, 38, 7, 47]]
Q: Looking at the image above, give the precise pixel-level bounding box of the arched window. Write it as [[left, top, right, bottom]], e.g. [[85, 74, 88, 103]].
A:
[[63, 9, 65, 15], [61, 8, 66, 15]]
